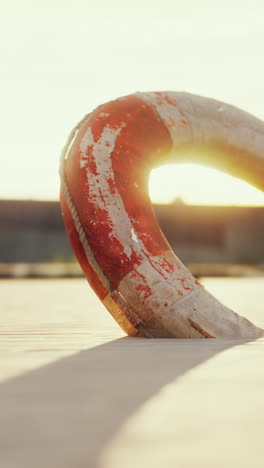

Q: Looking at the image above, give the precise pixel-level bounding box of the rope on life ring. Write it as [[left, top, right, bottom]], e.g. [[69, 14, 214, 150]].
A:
[[60, 91, 264, 339]]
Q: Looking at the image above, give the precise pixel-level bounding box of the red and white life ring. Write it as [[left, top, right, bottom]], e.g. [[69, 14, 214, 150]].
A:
[[60, 92, 264, 338]]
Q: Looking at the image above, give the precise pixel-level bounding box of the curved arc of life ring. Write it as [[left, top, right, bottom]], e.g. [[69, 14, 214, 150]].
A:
[[60, 92, 264, 339]]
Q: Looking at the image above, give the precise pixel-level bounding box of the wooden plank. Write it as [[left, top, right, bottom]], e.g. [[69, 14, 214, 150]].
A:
[[0, 278, 263, 468]]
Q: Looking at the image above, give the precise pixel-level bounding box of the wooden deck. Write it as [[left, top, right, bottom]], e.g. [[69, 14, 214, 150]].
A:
[[1, 278, 264, 468]]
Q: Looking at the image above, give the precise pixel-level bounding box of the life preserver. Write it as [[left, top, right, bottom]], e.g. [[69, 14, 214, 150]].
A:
[[60, 92, 264, 338]]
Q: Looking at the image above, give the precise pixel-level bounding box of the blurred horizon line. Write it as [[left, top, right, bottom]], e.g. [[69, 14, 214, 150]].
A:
[[1, 197, 264, 208]]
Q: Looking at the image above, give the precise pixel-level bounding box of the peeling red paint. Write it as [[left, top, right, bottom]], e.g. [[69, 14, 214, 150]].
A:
[[107, 177, 116, 195], [135, 283, 152, 301], [60, 90, 264, 339], [164, 95, 177, 106], [177, 277, 192, 290], [62, 92, 201, 332]]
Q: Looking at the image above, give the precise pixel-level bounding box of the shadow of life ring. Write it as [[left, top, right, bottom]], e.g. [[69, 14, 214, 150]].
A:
[[60, 92, 264, 338]]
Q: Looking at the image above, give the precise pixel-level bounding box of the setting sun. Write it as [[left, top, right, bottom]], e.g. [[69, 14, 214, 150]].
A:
[[149, 164, 264, 206]]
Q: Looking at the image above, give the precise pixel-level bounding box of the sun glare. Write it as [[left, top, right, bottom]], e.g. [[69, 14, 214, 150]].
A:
[[149, 164, 264, 206]]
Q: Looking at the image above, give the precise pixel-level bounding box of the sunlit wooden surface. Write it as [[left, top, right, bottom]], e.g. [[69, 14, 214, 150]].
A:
[[1, 278, 264, 468]]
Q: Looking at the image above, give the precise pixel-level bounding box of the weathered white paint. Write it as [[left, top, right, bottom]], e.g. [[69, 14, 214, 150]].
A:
[[131, 228, 138, 243], [79, 119, 200, 307], [62, 92, 264, 338], [80, 124, 141, 258], [117, 250, 264, 338], [136, 92, 264, 176], [135, 92, 192, 148]]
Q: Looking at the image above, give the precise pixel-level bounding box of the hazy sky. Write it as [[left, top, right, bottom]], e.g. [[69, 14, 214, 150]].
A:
[[1, 0, 264, 201]]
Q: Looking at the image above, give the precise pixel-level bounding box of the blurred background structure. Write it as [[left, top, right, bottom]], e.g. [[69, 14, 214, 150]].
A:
[[1, 199, 264, 278]]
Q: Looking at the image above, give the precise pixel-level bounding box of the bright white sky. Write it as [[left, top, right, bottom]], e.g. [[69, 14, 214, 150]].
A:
[[1, 0, 264, 204]]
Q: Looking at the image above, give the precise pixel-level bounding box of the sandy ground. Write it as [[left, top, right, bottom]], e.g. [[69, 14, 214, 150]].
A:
[[0, 278, 264, 468]]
